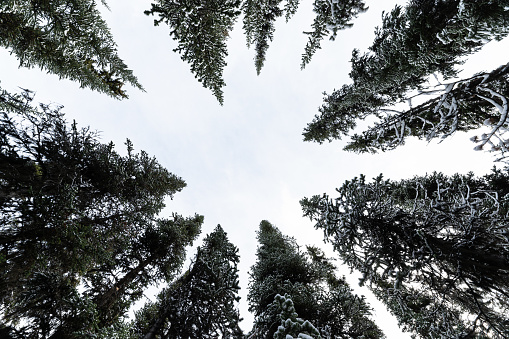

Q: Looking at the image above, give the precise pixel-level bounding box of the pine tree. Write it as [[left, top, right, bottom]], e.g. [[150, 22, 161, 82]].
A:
[[0, 0, 143, 98], [247, 220, 384, 339], [242, 0, 298, 75], [145, 0, 242, 105], [301, 169, 509, 337], [0, 87, 202, 337], [301, 0, 367, 69], [131, 225, 243, 339], [145, 0, 368, 102], [343, 61, 509, 161], [303, 0, 509, 145]]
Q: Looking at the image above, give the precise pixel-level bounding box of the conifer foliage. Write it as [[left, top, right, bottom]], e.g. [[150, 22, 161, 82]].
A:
[[0, 0, 143, 98], [304, 0, 509, 158], [145, 0, 241, 105], [147, 0, 367, 102], [301, 169, 509, 338], [243, 0, 367, 74], [131, 225, 243, 339], [248, 220, 384, 339], [272, 294, 322, 339], [242, 0, 299, 75], [301, 0, 367, 69], [0, 87, 202, 338], [343, 61, 509, 161]]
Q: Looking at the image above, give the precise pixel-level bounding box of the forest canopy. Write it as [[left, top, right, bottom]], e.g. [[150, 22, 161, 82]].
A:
[[1, 0, 509, 338]]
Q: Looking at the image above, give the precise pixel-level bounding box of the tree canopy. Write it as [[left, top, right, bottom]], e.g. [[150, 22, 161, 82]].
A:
[[301, 169, 509, 338], [248, 220, 384, 339], [0, 0, 143, 98], [131, 225, 243, 339], [0, 86, 202, 338], [303, 0, 509, 162], [1, 0, 369, 103], [147, 0, 367, 103]]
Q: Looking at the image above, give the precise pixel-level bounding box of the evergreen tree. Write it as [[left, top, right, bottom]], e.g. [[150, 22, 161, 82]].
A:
[[343, 61, 509, 161], [0, 87, 202, 337], [247, 220, 384, 339], [0, 0, 143, 98], [242, 0, 299, 75], [131, 225, 243, 339], [301, 0, 367, 69], [301, 169, 509, 337], [242, 0, 366, 74], [303, 0, 509, 145], [146, 0, 242, 104]]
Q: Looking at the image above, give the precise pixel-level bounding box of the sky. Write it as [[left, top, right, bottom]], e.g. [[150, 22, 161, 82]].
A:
[[1, 0, 508, 337]]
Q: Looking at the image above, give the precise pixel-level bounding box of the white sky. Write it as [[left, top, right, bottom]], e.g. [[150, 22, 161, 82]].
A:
[[1, 0, 508, 337]]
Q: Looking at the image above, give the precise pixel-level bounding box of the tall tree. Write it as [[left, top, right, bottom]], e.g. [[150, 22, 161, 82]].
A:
[[301, 0, 367, 69], [242, 0, 366, 74], [303, 0, 509, 146], [0, 0, 143, 98], [248, 220, 384, 339], [0, 86, 202, 337], [146, 0, 242, 105], [131, 225, 243, 339], [242, 0, 298, 75], [301, 169, 509, 337], [145, 0, 367, 102], [343, 61, 509, 161]]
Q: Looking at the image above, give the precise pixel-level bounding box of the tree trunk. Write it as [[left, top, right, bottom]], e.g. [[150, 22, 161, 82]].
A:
[[143, 316, 165, 339], [48, 256, 155, 339], [95, 255, 154, 312]]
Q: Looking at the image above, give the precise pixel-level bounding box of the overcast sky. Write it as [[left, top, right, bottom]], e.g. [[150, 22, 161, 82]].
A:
[[2, 0, 508, 337]]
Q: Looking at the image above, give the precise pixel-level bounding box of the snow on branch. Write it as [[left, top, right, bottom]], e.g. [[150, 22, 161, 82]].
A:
[[346, 62, 509, 162]]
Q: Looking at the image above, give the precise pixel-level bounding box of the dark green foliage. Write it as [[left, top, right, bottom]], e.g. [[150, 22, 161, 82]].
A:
[[82, 214, 203, 332], [301, 169, 509, 337], [242, 0, 298, 75], [243, 0, 366, 74], [0, 87, 202, 337], [247, 220, 384, 339], [301, 0, 367, 69], [145, 0, 367, 102], [146, 0, 242, 104], [343, 62, 509, 161], [304, 0, 509, 145], [131, 225, 243, 339], [0, 0, 143, 98]]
